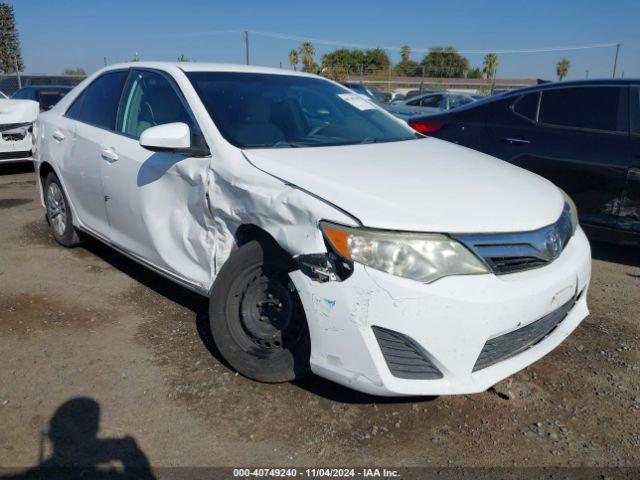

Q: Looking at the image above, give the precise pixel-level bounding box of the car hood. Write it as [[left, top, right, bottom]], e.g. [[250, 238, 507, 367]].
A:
[[0, 99, 38, 125], [242, 137, 564, 233]]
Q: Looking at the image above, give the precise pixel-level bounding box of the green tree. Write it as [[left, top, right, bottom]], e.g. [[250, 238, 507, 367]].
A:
[[556, 58, 570, 81], [421, 47, 469, 78], [288, 49, 299, 71], [467, 67, 483, 79], [62, 67, 86, 76], [482, 53, 499, 80], [0, 3, 24, 74], [363, 48, 390, 73], [400, 45, 411, 62], [394, 45, 420, 76], [299, 41, 316, 73]]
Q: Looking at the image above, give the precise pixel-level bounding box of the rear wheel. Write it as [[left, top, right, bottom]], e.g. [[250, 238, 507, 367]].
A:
[[209, 240, 311, 383], [44, 173, 82, 247]]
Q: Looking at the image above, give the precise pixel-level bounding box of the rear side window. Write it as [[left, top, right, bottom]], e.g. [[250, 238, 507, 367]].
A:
[[538, 87, 624, 132], [72, 71, 128, 130], [66, 91, 85, 120], [513, 92, 539, 120]]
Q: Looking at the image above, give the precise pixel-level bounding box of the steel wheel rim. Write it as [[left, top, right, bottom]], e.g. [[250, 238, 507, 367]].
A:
[[227, 263, 304, 355], [46, 183, 67, 236]]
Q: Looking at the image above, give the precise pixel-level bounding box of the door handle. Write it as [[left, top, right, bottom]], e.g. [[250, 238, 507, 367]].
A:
[[100, 148, 119, 163], [52, 130, 65, 142], [503, 137, 531, 145]]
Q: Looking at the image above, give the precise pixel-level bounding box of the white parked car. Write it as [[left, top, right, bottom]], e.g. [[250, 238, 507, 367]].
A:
[[0, 98, 39, 163], [35, 62, 591, 396]]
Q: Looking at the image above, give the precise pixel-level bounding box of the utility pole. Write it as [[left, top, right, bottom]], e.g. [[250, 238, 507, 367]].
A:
[[419, 65, 425, 95], [103, 57, 108, 67], [612, 43, 621, 78], [585, 69, 589, 79], [244, 30, 250, 65]]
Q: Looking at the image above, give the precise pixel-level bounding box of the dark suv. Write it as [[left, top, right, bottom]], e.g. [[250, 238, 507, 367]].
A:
[[408, 80, 640, 245]]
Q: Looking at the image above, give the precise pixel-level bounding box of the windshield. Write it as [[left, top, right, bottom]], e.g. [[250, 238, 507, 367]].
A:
[[186, 72, 417, 149]]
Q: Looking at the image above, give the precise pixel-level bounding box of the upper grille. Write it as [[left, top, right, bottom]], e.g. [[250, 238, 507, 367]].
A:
[[454, 204, 574, 275], [473, 295, 576, 371], [372, 326, 443, 380]]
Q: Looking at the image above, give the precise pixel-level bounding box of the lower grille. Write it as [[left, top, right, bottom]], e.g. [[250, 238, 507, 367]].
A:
[[0, 150, 31, 160], [488, 256, 548, 274], [372, 326, 443, 380], [473, 296, 575, 371]]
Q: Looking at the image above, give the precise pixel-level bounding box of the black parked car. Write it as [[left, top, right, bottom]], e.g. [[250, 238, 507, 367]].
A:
[[407, 79, 640, 245], [12, 85, 72, 111]]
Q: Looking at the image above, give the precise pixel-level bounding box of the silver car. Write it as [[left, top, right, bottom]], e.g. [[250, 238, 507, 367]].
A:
[[386, 91, 477, 120]]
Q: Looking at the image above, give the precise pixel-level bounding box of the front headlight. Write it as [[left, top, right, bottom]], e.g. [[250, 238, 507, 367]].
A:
[[559, 189, 578, 233], [320, 222, 489, 284]]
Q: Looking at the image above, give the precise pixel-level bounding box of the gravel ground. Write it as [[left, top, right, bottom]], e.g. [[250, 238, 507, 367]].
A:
[[0, 163, 639, 474]]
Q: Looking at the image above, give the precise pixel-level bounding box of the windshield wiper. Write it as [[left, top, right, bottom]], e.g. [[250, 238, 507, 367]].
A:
[[360, 136, 415, 144], [272, 140, 305, 148]]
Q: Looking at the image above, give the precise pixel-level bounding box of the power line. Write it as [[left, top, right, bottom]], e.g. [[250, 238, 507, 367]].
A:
[[165, 28, 620, 55]]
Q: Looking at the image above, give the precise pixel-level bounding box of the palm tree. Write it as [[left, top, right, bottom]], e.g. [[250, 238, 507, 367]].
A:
[[400, 45, 411, 62], [556, 59, 570, 81], [288, 49, 299, 71], [299, 41, 315, 73], [482, 53, 498, 80]]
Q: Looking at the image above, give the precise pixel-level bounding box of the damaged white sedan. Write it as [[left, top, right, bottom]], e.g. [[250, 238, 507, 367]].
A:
[[35, 62, 591, 396], [0, 99, 39, 163]]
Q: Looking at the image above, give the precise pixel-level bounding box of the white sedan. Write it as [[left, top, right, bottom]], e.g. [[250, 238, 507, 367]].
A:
[[35, 62, 591, 396], [0, 98, 39, 163]]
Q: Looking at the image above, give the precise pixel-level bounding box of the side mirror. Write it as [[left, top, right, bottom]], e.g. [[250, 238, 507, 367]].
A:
[[139, 122, 209, 156]]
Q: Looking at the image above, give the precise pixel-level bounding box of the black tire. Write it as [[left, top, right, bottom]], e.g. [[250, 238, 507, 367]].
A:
[[43, 172, 82, 247], [209, 240, 311, 383]]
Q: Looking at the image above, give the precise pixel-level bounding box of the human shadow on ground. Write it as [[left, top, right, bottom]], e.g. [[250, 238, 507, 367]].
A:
[[1, 397, 155, 479]]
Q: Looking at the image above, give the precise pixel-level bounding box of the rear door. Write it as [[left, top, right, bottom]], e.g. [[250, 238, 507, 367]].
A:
[[60, 70, 129, 237], [621, 86, 640, 233], [489, 85, 630, 228]]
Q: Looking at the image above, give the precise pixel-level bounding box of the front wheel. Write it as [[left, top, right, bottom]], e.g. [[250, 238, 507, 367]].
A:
[[43, 172, 82, 247], [209, 240, 311, 383]]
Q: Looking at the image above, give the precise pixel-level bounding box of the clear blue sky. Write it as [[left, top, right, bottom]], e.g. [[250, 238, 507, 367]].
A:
[[12, 0, 640, 80]]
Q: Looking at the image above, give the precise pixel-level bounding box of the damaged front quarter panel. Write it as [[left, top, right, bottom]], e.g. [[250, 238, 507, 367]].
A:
[[202, 146, 360, 293]]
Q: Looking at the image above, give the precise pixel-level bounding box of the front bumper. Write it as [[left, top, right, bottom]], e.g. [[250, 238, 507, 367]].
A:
[[0, 127, 33, 163], [290, 227, 591, 396]]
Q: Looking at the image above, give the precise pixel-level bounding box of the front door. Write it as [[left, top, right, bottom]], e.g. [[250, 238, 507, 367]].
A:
[[620, 86, 640, 234], [491, 86, 630, 229], [100, 69, 213, 287]]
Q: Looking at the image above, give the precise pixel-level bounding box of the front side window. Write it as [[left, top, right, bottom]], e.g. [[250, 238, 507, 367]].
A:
[[538, 87, 624, 132], [187, 72, 416, 149], [118, 71, 193, 138], [72, 71, 128, 130]]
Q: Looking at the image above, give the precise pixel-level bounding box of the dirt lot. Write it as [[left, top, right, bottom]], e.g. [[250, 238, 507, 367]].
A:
[[1, 163, 639, 474]]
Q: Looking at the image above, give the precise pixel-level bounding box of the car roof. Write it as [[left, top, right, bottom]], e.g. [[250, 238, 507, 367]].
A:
[[505, 78, 640, 96], [102, 61, 318, 78]]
